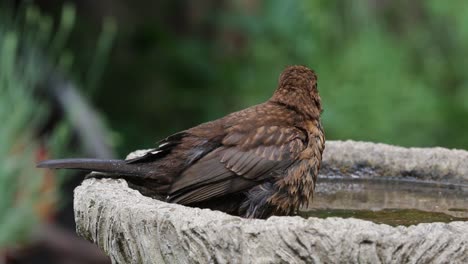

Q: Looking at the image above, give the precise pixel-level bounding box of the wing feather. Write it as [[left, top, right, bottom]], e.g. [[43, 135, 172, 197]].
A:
[[126, 132, 187, 164], [167, 126, 307, 205], [170, 177, 255, 204]]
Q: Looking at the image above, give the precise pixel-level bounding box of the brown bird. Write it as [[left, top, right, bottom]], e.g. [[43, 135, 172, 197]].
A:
[[37, 65, 325, 219]]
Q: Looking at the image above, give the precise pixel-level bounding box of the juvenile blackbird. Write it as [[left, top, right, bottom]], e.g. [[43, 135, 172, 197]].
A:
[[37, 65, 325, 219]]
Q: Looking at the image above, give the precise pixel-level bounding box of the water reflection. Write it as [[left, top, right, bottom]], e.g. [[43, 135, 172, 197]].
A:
[[303, 176, 468, 219]]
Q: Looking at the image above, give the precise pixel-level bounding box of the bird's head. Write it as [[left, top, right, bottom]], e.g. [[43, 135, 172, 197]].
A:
[[271, 65, 322, 118]]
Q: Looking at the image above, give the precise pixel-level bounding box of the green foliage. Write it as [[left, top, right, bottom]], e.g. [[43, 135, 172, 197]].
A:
[[224, 0, 468, 148], [0, 31, 38, 246], [95, 0, 468, 154], [0, 3, 112, 247], [86, 17, 117, 96], [0, 27, 62, 246]]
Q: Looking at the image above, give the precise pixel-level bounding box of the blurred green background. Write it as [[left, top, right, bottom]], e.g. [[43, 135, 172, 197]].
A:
[[1, 0, 468, 263], [62, 0, 468, 153]]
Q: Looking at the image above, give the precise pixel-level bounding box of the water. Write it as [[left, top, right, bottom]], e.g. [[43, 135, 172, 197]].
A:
[[300, 176, 468, 226], [300, 208, 468, 226]]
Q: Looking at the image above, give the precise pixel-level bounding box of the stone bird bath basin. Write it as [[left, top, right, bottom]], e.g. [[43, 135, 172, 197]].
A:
[[74, 140, 468, 263]]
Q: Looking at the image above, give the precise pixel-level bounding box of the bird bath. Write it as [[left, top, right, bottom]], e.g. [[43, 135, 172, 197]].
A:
[[302, 176, 468, 226], [74, 140, 468, 263]]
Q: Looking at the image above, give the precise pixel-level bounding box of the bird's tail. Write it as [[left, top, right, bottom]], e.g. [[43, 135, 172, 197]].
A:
[[37, 158, 157, 179]]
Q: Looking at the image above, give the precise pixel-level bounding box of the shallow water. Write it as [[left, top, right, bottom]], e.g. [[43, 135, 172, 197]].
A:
[[299, 208, 468, 226], [300, 176, 468, 225]]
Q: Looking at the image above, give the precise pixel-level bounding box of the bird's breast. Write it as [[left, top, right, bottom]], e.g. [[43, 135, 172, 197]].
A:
[[268, 119, 324, 213]]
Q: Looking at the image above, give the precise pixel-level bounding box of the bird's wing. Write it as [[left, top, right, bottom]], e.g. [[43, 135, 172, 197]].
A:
[[168, 126, 307, 204], [125, 132, 188, 164]]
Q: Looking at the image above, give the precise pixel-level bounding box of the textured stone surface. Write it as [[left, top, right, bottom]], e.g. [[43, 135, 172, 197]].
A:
[[74, 141, 468, 263], [75, 179, 468, 264], [321, 140, 468, 182]]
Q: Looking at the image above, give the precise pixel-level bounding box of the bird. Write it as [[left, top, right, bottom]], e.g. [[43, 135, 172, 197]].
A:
[[37, 65, 325, 219]]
